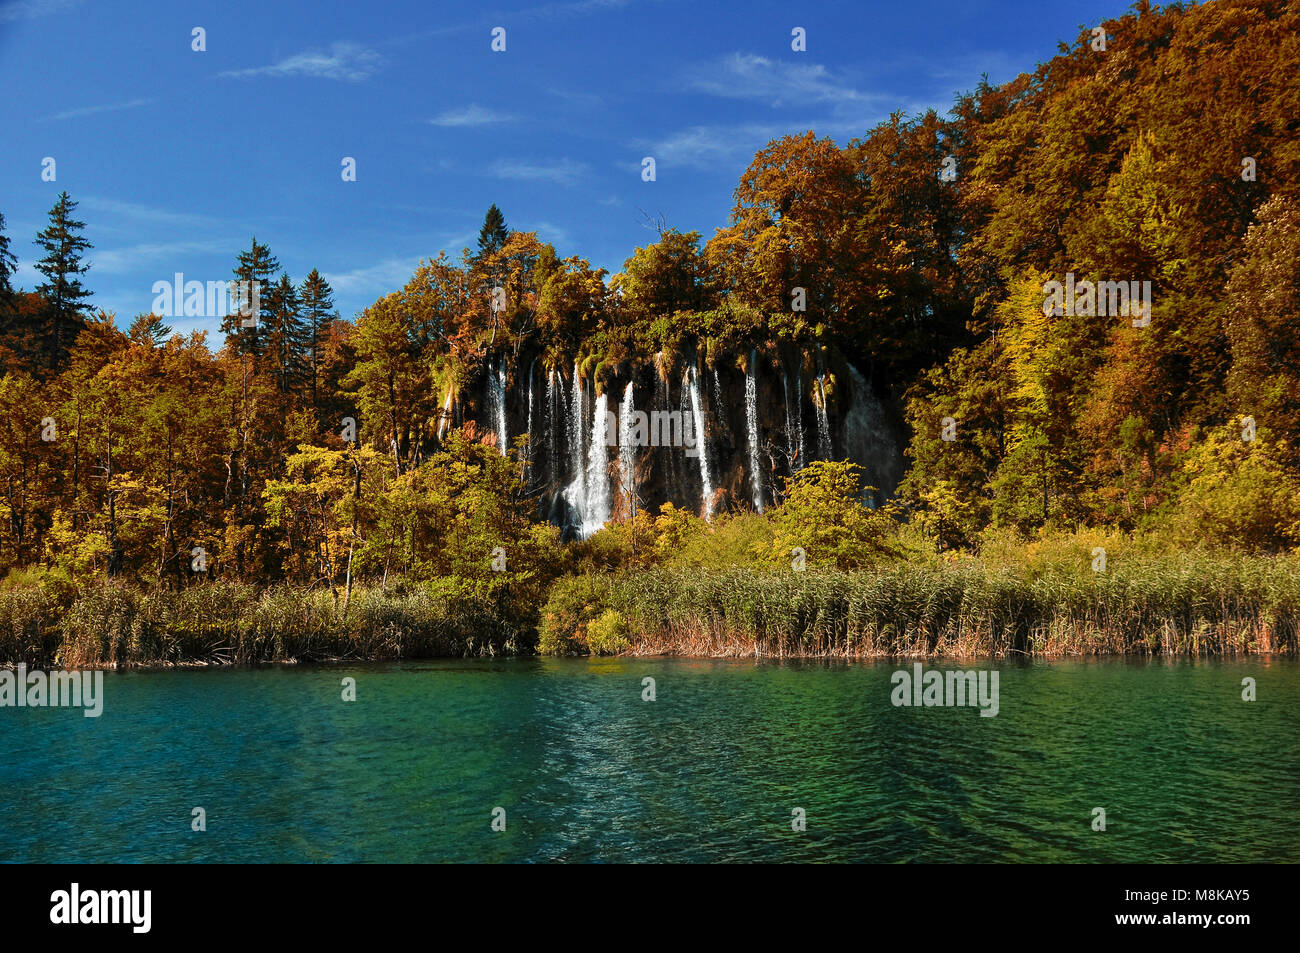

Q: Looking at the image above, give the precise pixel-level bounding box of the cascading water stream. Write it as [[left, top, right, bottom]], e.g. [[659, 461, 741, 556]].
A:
[[545, 368, 561, 522], [783, 368, 803, 471], [745, 351, 763, 512], [844, 362, 900, 507], [687, 363, 714, 518], [563, 364, 586, 531], [437, 390, 453, 441], [486, 358, 508, 455], [524, 358, 535, 475], [815, 373, 833, 461], [618, 382, 636, 516], [583, 389, 613, 537]]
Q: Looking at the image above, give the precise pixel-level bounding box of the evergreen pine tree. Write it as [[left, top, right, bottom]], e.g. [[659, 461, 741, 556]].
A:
[[477, 204, 509, 260], [265, 272, 305, 394], [0, 211, 17, 310], [226, 238, 280, 358], [33, 191, 93, 369], [298, 268, 336, 411], [0, 212, 18, 353]]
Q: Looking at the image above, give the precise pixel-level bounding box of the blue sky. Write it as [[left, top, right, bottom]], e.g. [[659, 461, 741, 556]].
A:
[[1, 0, 1126, 334]]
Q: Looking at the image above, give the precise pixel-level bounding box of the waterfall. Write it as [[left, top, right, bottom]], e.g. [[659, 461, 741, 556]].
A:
[[687, 363, 714, 518], [618, 381, 636, 516], [437, 389, 453, 441], [815, 373, 833, 460], [546, 368, 557, 477], [546, 368, 561, 522], [783, 368, 803, 471], [583, 388, 613, 537], [745, 351, 763, 512], [844, 362, 901, 507], [654, 365, 677, 500], [525, 358, 535, 474], [486, 358, 508, 454], [563, 364, 586, 531]]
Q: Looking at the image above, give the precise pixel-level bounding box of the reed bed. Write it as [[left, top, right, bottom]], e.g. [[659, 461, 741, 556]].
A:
[[545, 557, 1300, 658], [1, 581, 524, 668], [4, 554, 1298, 665]]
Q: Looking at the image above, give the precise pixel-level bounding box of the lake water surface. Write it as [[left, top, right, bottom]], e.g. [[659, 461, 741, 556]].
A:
[[2, 657, 1296, 862]]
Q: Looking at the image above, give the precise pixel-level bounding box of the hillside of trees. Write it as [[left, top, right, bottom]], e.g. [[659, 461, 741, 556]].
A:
[[2, 0, 1299, 661]]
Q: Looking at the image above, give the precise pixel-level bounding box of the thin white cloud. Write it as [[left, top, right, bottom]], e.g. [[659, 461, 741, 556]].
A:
[[524, 221, 573, 250], [9, 262, 40, 289], [687, 53, 876, 109], [91, 240, 235, 276], [642, 122, 793, 170], [488, 158, 589, 186], [79, 196, 222, 230], [642, 117, 890, 171], [388, 0, 631, 46], [0, 0, 79, 23], [43, 98, 153, 122], [321, 258, 422, 299], [219, 42, 385, 82], [545, 86, 605, 110], [429, 104, 517, 127]]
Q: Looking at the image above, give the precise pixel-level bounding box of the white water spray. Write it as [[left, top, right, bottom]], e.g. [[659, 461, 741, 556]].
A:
[[687, 363, 714, 518], [619, 382, 636, 515], [745, 351, 763, 512]]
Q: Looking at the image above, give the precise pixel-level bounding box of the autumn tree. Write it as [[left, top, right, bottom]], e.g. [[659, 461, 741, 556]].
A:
[[612, 229, 716, 322], [128, 313, 174, 348]]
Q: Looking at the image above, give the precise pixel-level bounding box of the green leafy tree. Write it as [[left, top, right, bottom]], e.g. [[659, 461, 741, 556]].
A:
[[768, 460, 897, 569], [127, 313, 173, 348]]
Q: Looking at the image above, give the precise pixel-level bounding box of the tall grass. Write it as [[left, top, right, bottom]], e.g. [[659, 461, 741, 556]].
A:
[[542, 556, 1300, 657], [2, 581, 527, 668], [5, 552, 1299, 665]]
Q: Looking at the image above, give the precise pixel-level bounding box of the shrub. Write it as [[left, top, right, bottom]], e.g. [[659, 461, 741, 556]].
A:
[[585, 608, 631, 655], [538, 575, 613, 655], [0, 586, 61, 666]]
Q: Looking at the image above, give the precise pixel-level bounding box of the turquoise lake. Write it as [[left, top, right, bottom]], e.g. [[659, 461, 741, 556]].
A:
[[1, 657, 1296, 863]]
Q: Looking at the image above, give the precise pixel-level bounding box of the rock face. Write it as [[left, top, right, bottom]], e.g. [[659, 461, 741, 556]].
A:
[[458, 344, 905, 539]]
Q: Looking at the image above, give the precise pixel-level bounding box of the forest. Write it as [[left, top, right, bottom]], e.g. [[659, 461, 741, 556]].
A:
[[1, 0, 1299, 664]]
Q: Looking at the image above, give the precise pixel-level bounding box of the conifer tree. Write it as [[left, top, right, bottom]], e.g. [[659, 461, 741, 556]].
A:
[[0, 212, 18, 354], [298, 268, 336, 411], [33, 191, 93, 369], [225, 238, 280, 358], [0, 211, 17, 310], [264, 272, 305, 394], [477, 204, 509, 260]]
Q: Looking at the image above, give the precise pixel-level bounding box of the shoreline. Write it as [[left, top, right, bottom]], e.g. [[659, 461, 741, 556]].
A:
[[5, 557, 1300, 669], [1, 643, 1291, 672]]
